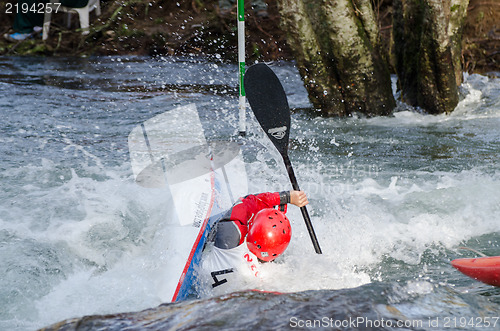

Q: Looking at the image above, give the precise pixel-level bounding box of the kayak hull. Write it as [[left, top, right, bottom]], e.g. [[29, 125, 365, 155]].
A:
[[451, 256, 500, 287]]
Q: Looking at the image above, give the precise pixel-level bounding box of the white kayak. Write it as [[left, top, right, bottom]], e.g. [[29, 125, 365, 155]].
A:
[[128, 104, 247, 302]]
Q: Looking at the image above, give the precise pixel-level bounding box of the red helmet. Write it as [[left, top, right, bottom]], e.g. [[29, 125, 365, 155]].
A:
[[246, 208, 292, 262]]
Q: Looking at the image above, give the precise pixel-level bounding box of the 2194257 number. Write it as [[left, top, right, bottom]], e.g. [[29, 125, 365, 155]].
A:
[[5, 2, 61, 14], [443, 316, 499, 328]]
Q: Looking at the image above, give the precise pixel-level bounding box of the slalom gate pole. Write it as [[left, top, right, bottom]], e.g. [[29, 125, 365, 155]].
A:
[[237, 0, 246, 136]]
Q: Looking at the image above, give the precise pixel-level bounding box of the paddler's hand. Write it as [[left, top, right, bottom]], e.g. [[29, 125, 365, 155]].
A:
[[290, 190, 308, 207]]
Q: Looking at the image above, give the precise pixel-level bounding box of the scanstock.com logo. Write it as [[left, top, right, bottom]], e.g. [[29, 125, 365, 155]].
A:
[[268, 126, 287, 139]]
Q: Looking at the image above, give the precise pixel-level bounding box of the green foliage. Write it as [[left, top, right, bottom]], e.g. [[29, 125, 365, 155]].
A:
[[118, 23, 145, 38], [194, 0, 205, 8], [251, 43, 260, 58], [477, 11, 484, 22]]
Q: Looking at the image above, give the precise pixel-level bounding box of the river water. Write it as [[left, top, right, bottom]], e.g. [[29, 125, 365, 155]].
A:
[[1, 56, 499, 330]]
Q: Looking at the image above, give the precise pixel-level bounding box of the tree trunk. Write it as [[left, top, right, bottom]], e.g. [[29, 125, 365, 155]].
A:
[[393, 0, 469, 114], [277, 0, 396, 116], [449, 0, 470, 86]]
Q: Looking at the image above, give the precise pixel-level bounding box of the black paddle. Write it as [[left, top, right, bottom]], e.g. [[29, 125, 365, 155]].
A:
[[244, 63, 322, 254]]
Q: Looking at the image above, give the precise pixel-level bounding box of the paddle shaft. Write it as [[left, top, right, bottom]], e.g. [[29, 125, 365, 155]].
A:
[[282, 154, 322, 254]]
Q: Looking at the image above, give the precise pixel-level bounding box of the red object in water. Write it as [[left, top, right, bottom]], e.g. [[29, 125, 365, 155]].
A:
[[451, 256, 500, 286]]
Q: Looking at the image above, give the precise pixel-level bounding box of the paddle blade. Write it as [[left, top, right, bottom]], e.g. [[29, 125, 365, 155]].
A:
[[244, 63, 291, 155]]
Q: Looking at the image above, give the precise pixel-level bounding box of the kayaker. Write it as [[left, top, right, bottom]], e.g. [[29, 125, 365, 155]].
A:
[[200, 190, 308, 290]]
